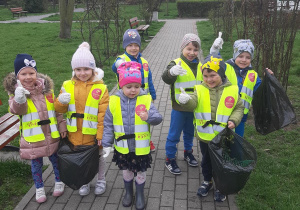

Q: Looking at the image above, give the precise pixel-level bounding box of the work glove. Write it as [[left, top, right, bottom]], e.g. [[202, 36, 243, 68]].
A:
[[210, 32, 224, 56], [14, 80, 30, 104], [58, 87, 71, 104], [169, 61, 187, 76], [103, 147, 112, 158], [115, 57, 126, 69], [178, 87, 191, 104]]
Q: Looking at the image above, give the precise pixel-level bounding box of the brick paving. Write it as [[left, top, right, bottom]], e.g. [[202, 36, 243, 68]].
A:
[[14, 19, 238, 210]]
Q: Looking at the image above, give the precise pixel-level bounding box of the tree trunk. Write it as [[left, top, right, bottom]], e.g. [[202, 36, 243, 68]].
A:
[[59, 0, 75, 39]]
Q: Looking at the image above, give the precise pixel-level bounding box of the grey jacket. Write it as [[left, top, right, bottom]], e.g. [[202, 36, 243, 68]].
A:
[[102, 89, 163, 152]]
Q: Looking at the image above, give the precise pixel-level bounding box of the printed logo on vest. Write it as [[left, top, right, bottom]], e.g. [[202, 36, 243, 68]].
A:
[[92, 89, 102, 100], [143, 63, 149, 71], [135, 104, 146, 116], [46, 94, 54, 103], [248, 73, 255, 82], [224, 96, 235, 109]]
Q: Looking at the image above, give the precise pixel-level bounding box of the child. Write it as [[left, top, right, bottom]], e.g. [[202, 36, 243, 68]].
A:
[[177, 56, 244, 202], [3, 54, 67, 203], [54, 42, 109, 196], [102, 61, 162, 210], [161, 33, 202, 175], [211, 38, 272, 137], [112, 29, 156, 152]]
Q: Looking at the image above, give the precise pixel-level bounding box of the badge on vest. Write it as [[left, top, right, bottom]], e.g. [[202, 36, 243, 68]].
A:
[[225, 96, 235, 109], [92, 89, 102, 100], [135, 104, 146, 116], [46, 94, 54, 103], [143, 63, 149, 71], [248, 73, 255, 82]]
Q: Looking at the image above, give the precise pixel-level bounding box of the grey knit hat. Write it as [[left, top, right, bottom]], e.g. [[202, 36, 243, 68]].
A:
[[180, 33, 201, 51], [123, 29, 141, 49], [233, 39, 255, 59]]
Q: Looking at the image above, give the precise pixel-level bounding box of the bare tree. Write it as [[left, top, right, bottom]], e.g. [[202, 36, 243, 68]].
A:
[[59, 0, 75, 39]]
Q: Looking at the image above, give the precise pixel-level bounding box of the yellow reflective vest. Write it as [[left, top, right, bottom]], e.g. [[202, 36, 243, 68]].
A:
[[21, 93, 60, 142], [116, 54, 150, 93], [109, 95, 151, 155], [225, 65, 258, 114], [194, 84, 239, 141], [63, 80, 107, 135], [173, 58, 202, 104]]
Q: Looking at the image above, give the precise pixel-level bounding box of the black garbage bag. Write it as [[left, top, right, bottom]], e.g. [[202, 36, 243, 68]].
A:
[[57, 137, 99, 190], [252, 70, 296, 135], [208, 128, 257, 195]]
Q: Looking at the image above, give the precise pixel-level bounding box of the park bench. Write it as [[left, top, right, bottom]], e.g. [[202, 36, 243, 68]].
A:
[[0, 112, 20, 151], [129, 17, 150, 39], [10, 7, 28, 18]]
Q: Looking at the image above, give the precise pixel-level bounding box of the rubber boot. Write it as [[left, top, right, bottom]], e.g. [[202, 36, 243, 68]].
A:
[[135, 182, 145, 210], [122, 180, 133, 207]]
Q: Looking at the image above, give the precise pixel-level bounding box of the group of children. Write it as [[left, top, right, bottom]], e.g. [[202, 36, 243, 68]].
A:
[[3, 27, 270, 208]]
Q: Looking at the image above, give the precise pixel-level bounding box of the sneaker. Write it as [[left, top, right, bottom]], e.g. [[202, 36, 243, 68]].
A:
[[165, 158, 181, 175], [94, 180, 106, 195], [79, 183, 90, 196], [36, 187, 47, 203], [184, 150, 198, 167], [214, 190, 226, 202], [53, 181, 65, 197], [150, 141, 155, 152], [197, 181, 213, 197]]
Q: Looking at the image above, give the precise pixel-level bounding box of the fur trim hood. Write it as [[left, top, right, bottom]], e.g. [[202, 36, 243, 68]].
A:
[[3, 72, 54, 95]]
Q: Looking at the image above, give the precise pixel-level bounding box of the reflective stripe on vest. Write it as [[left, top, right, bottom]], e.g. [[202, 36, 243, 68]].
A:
[[116, 54, 150, 94], [109, 95, 152, 155], [194, 85, 239, 141], [226, 65, 257, 114], [173, 58, 202, 104], [21, 93, 60, 142], [63, 80, 107, 135]]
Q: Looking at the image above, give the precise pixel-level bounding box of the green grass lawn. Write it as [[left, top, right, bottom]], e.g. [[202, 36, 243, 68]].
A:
[[197, 21, 300, 209]]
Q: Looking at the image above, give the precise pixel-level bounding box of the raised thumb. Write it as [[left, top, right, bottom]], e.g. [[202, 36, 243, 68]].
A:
[[218, 32, 222, 38], [61, 87, 67, 93], [180, 87, 186, 94], [17, 80, 23, 88], [178, 60, 182, 66]]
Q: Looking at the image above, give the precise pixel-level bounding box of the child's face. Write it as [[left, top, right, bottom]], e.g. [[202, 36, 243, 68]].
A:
[[235, 52, 251, 69], [125, 43, 140, 57], [182, 42, 199, 61], [202, 69, 222, 88], [74, 67, 93, 82], [17, 67, 37, 87], [122, 83, 141, 98]]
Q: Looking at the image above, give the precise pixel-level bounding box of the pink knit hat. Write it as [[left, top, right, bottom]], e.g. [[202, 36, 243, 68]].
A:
[[71, 42, 96, 70], [117, 61, 142, 88], [180, 33, 201, 51]]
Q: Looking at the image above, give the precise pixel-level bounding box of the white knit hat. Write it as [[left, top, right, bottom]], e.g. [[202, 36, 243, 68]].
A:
[[71, 42, 96, 70]]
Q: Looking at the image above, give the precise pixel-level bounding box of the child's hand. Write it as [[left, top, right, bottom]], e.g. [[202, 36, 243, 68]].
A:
[[178, 87, 191, 104], [60, 131, 67, 138], [14, 80, 30, 104], [97, 139, 102, 146], [210, 32, 224, 55], [265, 68, 274, 75], [169, 61, 187, 76], [115, 57, 126, 68], [58, 87, 71, 104], [103, 147, 112, 158], [139, 109, 149, 121], [227, 121, 236, 129]]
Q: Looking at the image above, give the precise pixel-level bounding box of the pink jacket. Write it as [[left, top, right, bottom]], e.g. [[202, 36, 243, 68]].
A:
[[3, 73, 67, 160]]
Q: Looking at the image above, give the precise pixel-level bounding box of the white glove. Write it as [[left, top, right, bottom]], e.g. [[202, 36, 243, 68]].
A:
[[210, 32, 224, 56], [14, 80, 30, 104], [178, 87, 191, 104], [169, 61, 187, 76], [94, 67, 104, 81], [58, 87, 71, 104], [115, 57, 125, 69], [103, 147, 112, 158]]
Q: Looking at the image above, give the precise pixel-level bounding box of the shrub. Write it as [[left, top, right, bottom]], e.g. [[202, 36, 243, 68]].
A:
[[24, 0, 48, 13], [177, 0, 223, 18]]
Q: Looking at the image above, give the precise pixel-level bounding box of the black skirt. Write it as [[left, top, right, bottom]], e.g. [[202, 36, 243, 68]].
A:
[[112, 150, 152, 173]]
